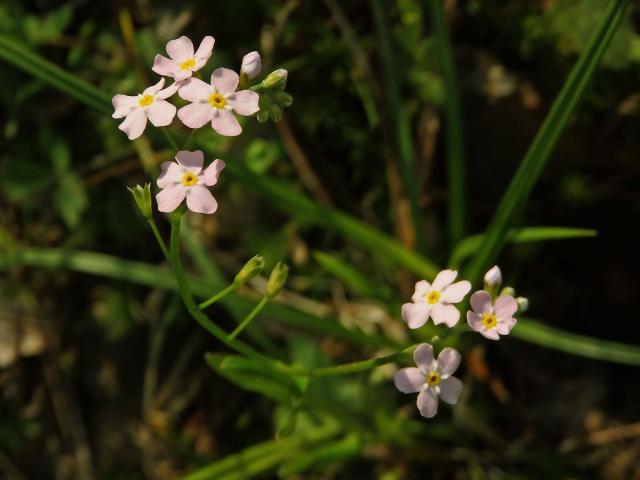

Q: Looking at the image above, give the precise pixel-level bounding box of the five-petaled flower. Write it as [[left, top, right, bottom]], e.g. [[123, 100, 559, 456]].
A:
[[402, 270, 471, 329], [394, 343, 463, 418], [467, 290, 518, 340], [152, 36, 215, 81], [156, 150, 225, 214], [177, 67, 260, 136], [112, 78, 178, 140]]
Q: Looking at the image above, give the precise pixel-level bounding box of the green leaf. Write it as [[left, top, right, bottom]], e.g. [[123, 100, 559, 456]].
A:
[[54, 173, 88, 229], [312, 251, 389, 299], [464, 0, 630, 285], [205, 353, 301, 403], [0, 33, 111, 114], [513, 318, 640, 366], [449, 226, 597, 267]]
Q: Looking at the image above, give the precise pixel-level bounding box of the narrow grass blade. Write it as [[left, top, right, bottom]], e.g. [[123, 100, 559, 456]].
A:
[[371, 0, 425, 251], [427, 0, 466, 243], [0, 33, 112, 114], [449, 226, 597, 267], [464, 0, 629, 284], [513, 318, 640, 367], [312, 251, 390, 299], [0, 247, 396, 348]]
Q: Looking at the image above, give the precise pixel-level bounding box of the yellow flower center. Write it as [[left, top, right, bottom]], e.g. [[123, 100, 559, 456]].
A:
[[209, 93, 227, 108], [138, 95, 155, 107], [482, 313, 497, 329], [426, 371, 441, 386], [425, 290, 441, 304], [182, 172, 198, 186], [179, 58, 196, 70]]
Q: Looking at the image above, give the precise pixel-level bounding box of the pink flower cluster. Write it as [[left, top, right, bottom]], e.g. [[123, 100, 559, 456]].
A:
[[114, 35, 265, 215], [395, 265, 526, 419], [112, 36, 260, 141]]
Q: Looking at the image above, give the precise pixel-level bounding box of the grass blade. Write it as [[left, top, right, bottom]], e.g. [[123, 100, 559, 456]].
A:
[[371, 0, 425, 251], [464, 0, 629, 284], [513, 318, 640, 367], [427, 0, 466, 243], [449, 226, 597, 267], [0, 33, 112, 114]]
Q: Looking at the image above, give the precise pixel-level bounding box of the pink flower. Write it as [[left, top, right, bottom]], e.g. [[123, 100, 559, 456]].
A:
[[241, 51, 262, 79], [152, 36, 215, 81], [112, 79, 178, 140], [155, 150, 225, 214], [177, 67, 260, 136], [394, 343, 463, 419], [401, 270, 471, 329], [467, 290, 517, 340]]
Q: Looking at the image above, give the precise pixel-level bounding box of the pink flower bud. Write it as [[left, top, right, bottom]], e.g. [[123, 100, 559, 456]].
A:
[[241, 51, 262, 79]]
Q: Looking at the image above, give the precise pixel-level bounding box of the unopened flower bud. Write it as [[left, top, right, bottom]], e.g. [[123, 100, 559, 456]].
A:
[[262, 69, 288, 89], [234, 255, 265, 285], [500, 286, 515, 297], [241, 51, 262, 80], [516, 296, 529, 313], [484, 265, 502, 291], [266, 261, 289, 298], [127, 183, 152, 219]]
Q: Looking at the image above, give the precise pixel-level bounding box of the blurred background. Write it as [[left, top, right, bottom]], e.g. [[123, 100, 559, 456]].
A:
[[1, 0, 640, 478]]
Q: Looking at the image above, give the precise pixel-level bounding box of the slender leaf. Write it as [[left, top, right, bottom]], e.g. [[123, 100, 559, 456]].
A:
[[427, 0, 466, 243], [464, 0, 630, 284], [513, 318, 640, 366], [449, 226, 597, 267], [0, 33, 111, 113]]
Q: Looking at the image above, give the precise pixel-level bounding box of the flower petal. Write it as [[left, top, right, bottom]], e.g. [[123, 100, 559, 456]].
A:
[[118, 108, 147, 140], [178, 77, 213, 102], [112, 94, 137, 118], [430, 303, 460, 327], [143, 78, 165, 96], [393, 367, 425, 394], [157, 81, 179, 100], [156, 184, 186, 212], [157, 161, 182, 188], [146, 100, 176, 127], [470, 290, 493, 314], [479, 328, 500, 340], [178, 102, 213, 129], [436, 348, 461, 377], [175, 150, 204, 173], [496, 316, 517, 336], [211, 67, 239, 94], [186, 186, 218, 214], [166, 36, 194, 61], [211, 109, 241, 136], [152, 54, 178, 78], [202, 159, 225, 186], [411, 280, 431, 303], [438, 376, 463, 405], [494, 295, 518, 318], [194, 36, 215, 61], [466, 311, 484, 332], [401, 302, 430, 329], [417, 388, 439, 418], [440, 280, 471, 303], [413, 343, 435, 372], [432, 269, 458, 291], [227, 90, 259, 116]]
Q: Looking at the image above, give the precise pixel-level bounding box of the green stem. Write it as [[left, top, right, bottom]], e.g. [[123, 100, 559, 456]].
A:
[[182, 129, 198, 150], [228, 296, 270, 340], [289, 344, 418, 377], [199, 282, 239, 310], [161, 128, 179, 151], [147, 218, 169, 260], [167, 213, 266, 361]]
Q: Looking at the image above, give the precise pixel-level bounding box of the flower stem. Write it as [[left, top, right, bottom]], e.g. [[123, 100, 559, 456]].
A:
[[147, 218, 169, 260], [161, 128, 179, 150], [182, 129, 198, 150], [227, 296, 270, 340], [198, 282, 239, 310]]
